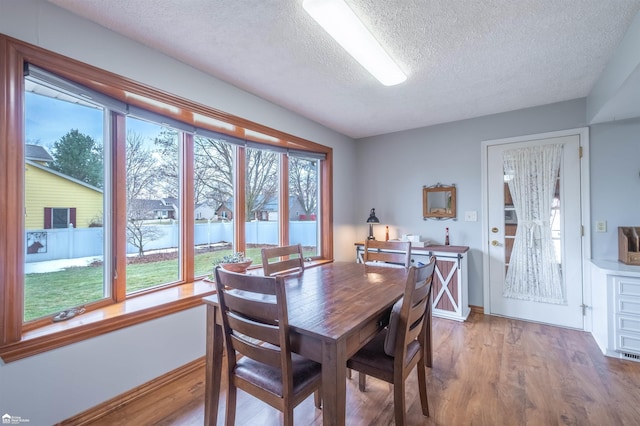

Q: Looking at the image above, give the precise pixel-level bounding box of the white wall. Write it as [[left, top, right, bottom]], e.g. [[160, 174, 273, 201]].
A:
[[587, 10, 640, 123], [355, 99, 588, 307], [355, 102, 640, 307], [590, 118, 640, 259], [0, 308, 206, 425], [0, 0, 357, 423]]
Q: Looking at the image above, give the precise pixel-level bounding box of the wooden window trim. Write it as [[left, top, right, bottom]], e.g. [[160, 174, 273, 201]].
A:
[[0, 259, 332, 363], [0, 280, 216, 363], [0, 34, 333, 357]]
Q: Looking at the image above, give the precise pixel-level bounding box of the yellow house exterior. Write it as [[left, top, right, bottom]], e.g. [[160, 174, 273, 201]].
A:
[[25, 160, 103, 230]]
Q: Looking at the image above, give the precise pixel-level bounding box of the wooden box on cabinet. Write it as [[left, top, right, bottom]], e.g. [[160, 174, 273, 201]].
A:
[[618, 227, 640, 266]]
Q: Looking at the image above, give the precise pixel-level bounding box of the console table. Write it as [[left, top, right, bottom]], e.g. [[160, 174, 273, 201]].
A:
[[355, 242, 470, 321]]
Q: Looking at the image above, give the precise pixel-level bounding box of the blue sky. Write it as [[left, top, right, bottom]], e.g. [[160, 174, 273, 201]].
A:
[[25, 92, 161, 150]]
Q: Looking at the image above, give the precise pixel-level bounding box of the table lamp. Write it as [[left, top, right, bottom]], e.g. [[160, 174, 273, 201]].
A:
[[366, 208, 380, 240]]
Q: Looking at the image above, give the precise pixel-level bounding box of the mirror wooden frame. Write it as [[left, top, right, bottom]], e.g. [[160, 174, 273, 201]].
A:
[[423, 184, 456, 220]]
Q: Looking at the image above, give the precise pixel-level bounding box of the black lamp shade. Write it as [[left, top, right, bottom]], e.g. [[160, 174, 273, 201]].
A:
[[366, 208, 379, 240], [366, 208, 379, 223]]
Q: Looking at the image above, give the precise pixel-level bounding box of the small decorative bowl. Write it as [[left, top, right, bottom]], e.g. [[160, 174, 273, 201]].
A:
[[219, 259, 253, 273]]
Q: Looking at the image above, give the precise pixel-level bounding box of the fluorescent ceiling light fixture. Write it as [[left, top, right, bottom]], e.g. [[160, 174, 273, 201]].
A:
[[303, 0, 407, 86]]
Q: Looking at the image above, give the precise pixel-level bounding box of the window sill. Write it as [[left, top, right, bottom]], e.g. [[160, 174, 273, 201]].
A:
[[0, 280, 217, 363], [0, 260, 332, 363]]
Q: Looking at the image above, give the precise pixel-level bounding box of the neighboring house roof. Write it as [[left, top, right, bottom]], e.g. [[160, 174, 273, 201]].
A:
[[130, 199, 172, 212], [216, 198, 233, 212], [26, 144, 54, 163], [162, 197, 178, 206], [26, 160, 103, 193], [195, 202, 216, 210], [261, 197, 277, 212], [251, 194, 277, 212]]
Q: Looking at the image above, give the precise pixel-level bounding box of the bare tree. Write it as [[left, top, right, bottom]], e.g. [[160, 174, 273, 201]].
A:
[[289, 156, 318, 218], [153, 128, 180, 198], [245, 148, 278, 220], [149, 132, 281, 221], [126, 131, 162, 255], [126, 201, 164, 257], [194, 136, 234, 206], [126, 131, 158, 200], [193, 137, 278, 221]]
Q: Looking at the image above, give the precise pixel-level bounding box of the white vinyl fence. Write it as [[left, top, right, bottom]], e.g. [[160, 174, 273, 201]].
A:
[[25, 220, 317, 263]]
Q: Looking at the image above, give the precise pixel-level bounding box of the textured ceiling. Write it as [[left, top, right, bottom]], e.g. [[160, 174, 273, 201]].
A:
[[46, 0, 640, 139]]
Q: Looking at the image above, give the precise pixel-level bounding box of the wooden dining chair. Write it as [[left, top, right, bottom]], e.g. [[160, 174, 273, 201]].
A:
[[347, 257, 436, 425], [363, 239, 412, 268], [349, 239, 413, 379], [214, 266, 322, 426], [261, 243, 305, 276]]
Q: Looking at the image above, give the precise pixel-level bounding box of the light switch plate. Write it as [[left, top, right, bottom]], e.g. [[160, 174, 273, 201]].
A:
[[596, 221, 607, 233], [465, 211, 477, 222]]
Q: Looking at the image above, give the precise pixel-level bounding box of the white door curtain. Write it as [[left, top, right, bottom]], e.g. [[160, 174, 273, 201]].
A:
[[503, 143, 565, 304]]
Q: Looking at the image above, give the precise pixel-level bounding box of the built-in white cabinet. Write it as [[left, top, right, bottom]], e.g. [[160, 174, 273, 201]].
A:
[[591, 260, 640, 362], [355, 243, 470, 321]]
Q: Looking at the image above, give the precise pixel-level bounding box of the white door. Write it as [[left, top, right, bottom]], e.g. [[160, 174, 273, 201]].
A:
[[486, 134, 584, 329]]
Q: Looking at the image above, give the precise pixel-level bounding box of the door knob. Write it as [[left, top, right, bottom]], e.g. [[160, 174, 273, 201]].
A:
[[491, 240, 502, 246], [491, 227, 499, 233]]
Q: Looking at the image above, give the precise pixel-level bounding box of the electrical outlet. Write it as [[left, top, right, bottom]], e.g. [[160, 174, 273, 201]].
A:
[[596, 221, 607, 233], [464, 211, 477, 222]]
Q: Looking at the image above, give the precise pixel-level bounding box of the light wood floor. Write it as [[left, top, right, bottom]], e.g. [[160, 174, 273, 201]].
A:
[[87, 312, 640, 425]]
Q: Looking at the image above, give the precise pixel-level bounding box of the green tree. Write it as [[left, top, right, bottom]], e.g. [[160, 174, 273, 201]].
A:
[[50, 129, 103, 188]]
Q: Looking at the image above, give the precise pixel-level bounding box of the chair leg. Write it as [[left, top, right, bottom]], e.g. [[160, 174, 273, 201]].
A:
[[424, 302, 433, 368], [225, 383, 237, 426], [358, 372, 367, 392], [314, 389, 322, 409], [347, 368, 352, 379], [417, 359, 430, 417], [393, 380, 407, 426], [283, 407, 294, 426]]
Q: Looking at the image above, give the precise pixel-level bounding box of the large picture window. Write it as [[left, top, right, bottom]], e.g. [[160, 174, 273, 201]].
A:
[[0, 35, 332, 355]]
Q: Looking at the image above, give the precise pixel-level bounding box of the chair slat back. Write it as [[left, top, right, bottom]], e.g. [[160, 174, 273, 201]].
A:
[[363, 240, 412, 268], [215, 266, 291, 370], [261, 244, 305, 276], [396, 257, 436, 365], [223, 292, 279, 325]]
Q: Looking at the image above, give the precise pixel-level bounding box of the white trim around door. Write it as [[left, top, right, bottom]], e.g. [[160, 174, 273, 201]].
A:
[[481, 127, 592, 331]]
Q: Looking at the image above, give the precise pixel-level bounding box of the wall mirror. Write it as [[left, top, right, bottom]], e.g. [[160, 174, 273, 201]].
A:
[[423, 184, 456, 220]]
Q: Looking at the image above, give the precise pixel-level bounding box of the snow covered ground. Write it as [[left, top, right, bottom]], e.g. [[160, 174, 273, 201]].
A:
[[25, 256, 103, 274]]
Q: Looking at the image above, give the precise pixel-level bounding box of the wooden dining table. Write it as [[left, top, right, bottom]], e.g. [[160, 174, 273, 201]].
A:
[[202, 261, 413, 426]]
